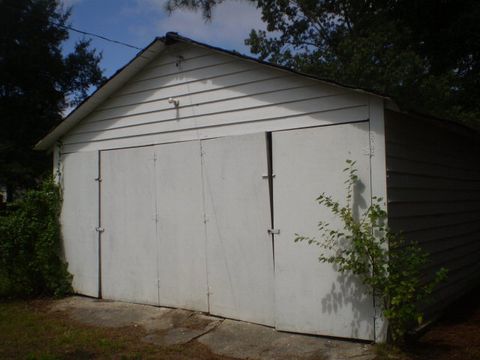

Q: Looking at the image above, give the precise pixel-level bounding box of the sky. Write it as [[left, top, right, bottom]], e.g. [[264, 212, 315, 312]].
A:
[[60, 0, 266, 78]]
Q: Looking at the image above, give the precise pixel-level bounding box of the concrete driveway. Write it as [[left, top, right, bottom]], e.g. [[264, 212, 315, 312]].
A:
[[51, 296, 373, 360]]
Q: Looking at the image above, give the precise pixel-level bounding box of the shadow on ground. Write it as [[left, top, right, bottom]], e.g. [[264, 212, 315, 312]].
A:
[[395, 285, 480, 360]]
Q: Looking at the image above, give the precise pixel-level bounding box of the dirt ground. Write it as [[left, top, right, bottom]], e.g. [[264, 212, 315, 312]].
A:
[[0, 297, 373, 360], [376, 286, 480, 360], [0, 299, 233, 360], [0, 286, 479, 359], [411, 286, 480, 359]]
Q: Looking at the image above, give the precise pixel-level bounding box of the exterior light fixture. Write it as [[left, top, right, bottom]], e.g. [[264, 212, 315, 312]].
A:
[[168, 97, 180, 107]]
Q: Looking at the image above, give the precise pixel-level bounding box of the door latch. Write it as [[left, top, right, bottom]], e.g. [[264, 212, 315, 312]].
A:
[[95, 227, 105, 233]]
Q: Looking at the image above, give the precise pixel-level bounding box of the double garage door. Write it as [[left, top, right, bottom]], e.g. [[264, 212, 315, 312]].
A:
[[101, 133, 274, 325], [64, 123, 375, 340]]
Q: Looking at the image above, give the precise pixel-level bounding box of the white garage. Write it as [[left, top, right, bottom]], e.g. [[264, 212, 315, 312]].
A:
[[36, 32, 480, 343]]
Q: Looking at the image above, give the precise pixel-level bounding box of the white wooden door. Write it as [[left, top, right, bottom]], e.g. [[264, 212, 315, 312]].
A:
[[61, 151, 99, 297], [100, 146, 159, 305], [202, 133, 275, 326], [155, 141, 209, 312], [272, 123, 375, 340]]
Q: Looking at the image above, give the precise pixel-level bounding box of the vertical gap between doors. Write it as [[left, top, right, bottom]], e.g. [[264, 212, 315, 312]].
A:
[[265, 132, 275, 270], [199, 140, 211, 313], [97, 150, 102, 299], [152, 149, 161, 306], [367, 117, 378, 341]]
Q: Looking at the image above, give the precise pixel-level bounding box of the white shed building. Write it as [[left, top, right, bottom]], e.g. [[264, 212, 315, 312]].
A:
[[36, 33, 480, 342]]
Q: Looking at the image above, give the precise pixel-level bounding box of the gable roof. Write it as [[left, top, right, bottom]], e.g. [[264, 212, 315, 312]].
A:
[[35, 32, 389, 151]]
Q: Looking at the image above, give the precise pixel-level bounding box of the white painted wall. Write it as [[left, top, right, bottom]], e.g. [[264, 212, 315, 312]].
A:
[[100, 146, 159, 305], [99, 142, 210, 310], [369, 98, 389, 342], [59, 123, 389, 340], [155, 140, 208, 312], [60, 43, 370, 154], [272, 123, 375, 340], [202, 133, 274, 326], [60, 151, 99, 297], [56, 41, 392, 341]]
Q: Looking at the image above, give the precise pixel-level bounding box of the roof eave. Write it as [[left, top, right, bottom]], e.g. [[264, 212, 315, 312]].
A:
[[34, 38, 165, 151], [164, 32, 391, 101], [35, 32, 396, 152]]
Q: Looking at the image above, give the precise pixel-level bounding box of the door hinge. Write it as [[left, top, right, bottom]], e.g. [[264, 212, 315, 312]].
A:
[[94, 177, 102, 182], [363, 146, 374, 157], [95, 227, 105, 233], [262, 173, 276, 179], [268, 228, 280, 235]]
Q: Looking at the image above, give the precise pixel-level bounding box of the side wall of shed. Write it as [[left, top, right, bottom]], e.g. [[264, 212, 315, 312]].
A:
[[385, 110, 480, 317]]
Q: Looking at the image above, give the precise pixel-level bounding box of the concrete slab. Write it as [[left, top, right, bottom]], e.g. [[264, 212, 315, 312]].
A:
[[143, 322, 219, 346], [198, 319, 373, 360], [51, 296, 373, 359], [51, 296, 172, 330], [51, 296, 222, 346]]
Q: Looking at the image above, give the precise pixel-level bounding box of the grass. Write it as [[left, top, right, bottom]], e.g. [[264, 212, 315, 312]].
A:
[[0, 300, 232, 360], [1, 287, 480, 360]]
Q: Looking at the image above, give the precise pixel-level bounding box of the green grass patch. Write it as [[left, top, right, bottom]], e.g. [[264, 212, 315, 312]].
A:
[[0, 300, 229, 360], [0, 301, 127, 359]]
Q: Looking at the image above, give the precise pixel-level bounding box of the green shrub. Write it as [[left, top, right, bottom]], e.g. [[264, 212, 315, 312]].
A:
[[0, 178, 72, 298], [295, 160, 447, 342]]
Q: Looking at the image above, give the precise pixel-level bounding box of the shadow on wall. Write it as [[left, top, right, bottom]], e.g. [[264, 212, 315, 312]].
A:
[[319, 178, 375, 339], [321, 272, 374, 339]]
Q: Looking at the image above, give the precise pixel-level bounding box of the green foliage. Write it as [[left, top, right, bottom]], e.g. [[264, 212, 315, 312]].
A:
[[0, 0, 105, 198], [0, 178, 72, 298], [166, 0, 480, 128], [295, 160, 447, 342]]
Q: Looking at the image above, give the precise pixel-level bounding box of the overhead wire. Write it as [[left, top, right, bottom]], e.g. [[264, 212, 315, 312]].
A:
[[56, 23, 143, 51], [2, 2, 145, 51]]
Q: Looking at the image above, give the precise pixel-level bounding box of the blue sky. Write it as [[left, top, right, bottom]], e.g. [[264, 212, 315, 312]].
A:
[[61, 0, 266, 78]]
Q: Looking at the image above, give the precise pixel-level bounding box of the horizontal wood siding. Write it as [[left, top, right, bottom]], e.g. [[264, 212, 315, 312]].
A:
[[385, 110, 480, 317], [61, 43, 370, 154]]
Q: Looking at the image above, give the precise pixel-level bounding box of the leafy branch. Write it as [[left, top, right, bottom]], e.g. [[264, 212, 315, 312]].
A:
[[295, 160, 447, 342], [0, 178, 72, 298]]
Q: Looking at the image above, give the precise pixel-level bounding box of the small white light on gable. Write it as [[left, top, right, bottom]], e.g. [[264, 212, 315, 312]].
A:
[[168, 97, 180, 107]]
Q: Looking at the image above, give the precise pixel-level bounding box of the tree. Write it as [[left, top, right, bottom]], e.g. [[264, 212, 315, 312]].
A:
[[166, 0, 480, 127], [0, 0, 105, 200]]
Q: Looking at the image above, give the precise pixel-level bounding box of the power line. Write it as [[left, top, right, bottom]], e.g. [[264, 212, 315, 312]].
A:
[[2, 2, 143, 51], [57, 23, 143, 51]]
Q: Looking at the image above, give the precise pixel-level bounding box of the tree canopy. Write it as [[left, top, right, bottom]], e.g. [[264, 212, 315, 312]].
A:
[[166, 0, 480, 127], [0, 0, 105, 199]]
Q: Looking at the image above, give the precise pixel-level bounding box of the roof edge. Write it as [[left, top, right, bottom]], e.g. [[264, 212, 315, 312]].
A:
[[35, 31, 393, 151], [34, 37, 165, 151], [164, 32, 391, 100]]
